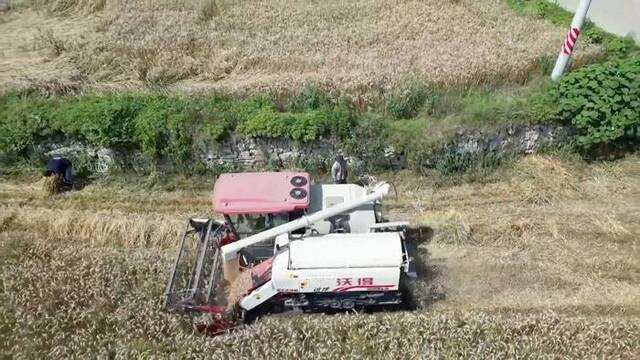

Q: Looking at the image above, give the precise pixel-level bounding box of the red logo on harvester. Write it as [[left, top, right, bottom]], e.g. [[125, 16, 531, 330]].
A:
[[333, 277, 395, 292]]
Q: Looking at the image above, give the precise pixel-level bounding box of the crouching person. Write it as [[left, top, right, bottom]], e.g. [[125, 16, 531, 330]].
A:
[[43, 156, 73, 194]]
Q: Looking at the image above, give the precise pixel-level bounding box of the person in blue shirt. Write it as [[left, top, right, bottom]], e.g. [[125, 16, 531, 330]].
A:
[[43, 156, 73, 188]]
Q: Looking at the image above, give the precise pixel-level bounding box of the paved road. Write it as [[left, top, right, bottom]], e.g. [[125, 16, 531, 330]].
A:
[[555, 0, 639, 43]]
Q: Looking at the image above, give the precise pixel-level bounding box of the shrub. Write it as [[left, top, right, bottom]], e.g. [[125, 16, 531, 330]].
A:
[[287, 112, 326, 142], [193, 93, 258, 141], [238, 105, 353, 143], [287, 82, 330, 112], [236, 91, 353, 142], [385, 80, 436, 119], [224, 94, 276, 125], [135, 96, 191, 163], [603, 37, 637, 59], [237, 108, 287, 139], [548, 58, 640, 149], [0, 94, 55, 153], [343, 114, 391, 171], [0, 91, 358, 170], [51, 94, 143, 146]]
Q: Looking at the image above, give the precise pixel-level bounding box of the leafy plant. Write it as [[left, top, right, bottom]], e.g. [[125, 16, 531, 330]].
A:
[[0, 94, 55, 153], [548, 58, 639, 149], [135, 96, 186, 160], [385, 80, 436, 119], [238, 106, 352, 143], [288, 82, 330, 112], [343, 114, 392, 171], [0, 89, 360, 174], [237, 109, 287, 139]]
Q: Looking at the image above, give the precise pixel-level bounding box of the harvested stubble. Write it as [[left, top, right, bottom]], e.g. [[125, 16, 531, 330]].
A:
[[408, 155, 640, 312], [514, 155, 582, 205], [432, 209, 473, 246], [0, 0, 602, 93]]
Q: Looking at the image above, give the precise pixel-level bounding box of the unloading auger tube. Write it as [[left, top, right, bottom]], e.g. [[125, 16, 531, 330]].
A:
[[220, 182, 391, 261]]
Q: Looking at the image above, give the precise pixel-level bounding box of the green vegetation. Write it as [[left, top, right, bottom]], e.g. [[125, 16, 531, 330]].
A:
[[503, 1, 640, 153], [0, 91, 353, 168], [0, 82, 539, 175], [384, 79, 437, 119], [237, 105, 353, 142], [2, 54, 638, 175], [546, 57, 639, 150]]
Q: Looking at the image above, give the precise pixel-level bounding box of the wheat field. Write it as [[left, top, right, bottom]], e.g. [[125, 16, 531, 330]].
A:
[[1, 155, 639, 358], [0, 0, 602, 95]]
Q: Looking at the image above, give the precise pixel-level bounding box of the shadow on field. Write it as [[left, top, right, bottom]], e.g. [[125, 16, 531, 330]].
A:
[[403, 225, 447, 310], [72, 177, 91, 191], [349, 225, 445, 315]]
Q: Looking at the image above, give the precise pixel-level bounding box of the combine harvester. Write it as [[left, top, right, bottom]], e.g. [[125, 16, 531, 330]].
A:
[[164, 171, 416, 333]]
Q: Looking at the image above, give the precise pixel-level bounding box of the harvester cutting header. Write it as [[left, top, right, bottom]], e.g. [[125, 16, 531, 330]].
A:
[[164, 171, 416, 334]]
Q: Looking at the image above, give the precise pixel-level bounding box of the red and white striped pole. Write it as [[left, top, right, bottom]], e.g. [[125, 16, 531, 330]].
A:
[[551, 0, 593, 81]]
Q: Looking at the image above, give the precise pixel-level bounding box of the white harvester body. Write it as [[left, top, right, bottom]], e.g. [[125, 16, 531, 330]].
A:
[[240, 232, 404, 310]]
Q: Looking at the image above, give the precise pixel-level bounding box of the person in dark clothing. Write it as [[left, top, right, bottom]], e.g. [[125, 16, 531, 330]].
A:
[[43, 156, 73, 187], [328, 215, 351, 233], [331, 153, 348, 184]]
